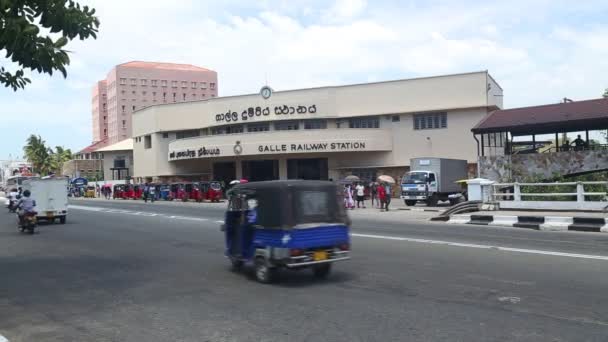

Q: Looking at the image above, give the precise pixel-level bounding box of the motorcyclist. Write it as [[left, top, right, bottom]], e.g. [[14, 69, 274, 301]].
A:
[[17, 190, 37, 227]]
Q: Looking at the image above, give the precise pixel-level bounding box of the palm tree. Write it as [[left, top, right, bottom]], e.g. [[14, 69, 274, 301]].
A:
[[23, 135, 51, 175], [50, 146, 73, 175]]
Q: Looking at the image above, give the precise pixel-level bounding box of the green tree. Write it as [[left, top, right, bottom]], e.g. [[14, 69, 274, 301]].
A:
[[603, 88, 608, 98], [49, 145, 72, 174], [0, 0, 99, 90], [23, 134, 52, 174]]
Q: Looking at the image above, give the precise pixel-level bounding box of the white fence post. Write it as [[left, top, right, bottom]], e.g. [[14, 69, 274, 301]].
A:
[[514, 183, 521, 202], [577, 182, 584, 203]]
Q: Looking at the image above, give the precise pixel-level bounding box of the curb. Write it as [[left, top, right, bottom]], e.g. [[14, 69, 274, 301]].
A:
[[445, 214, 608, 233], [398, 207, 444, 212]]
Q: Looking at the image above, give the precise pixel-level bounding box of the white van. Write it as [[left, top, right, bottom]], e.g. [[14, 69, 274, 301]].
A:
[[22, 177, 69, 224]]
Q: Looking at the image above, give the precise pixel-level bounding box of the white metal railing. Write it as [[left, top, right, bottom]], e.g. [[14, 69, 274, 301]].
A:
[[491, 182, 608, 203]]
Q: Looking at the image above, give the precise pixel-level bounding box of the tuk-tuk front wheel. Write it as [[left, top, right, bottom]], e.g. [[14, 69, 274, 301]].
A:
[[312, 263, 332, 279], [254, 257, 275, 283]]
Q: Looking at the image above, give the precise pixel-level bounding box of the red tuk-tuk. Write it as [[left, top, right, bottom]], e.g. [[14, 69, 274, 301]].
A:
[[200, 181, 223, 202], [123, 184, 135, 199], [183, 182, 203, 202], [133, 184, 143, 200], [169, 183, 185, 201], [113, 184, 124, 199]]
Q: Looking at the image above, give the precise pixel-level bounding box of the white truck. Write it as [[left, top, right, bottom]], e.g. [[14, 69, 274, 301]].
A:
[[400, 158, 468, 207], [22, 177, 69, 224]]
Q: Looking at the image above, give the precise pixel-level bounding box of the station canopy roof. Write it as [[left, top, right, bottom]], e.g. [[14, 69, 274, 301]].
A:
[[472, 98, 608, 136]]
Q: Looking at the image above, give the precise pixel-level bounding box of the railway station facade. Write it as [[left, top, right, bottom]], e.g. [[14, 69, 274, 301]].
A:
[[131, 71, 503, 186]]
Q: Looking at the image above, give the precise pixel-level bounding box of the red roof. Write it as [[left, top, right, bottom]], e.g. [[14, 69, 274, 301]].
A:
[[472, 98, 608, 135], [118, 61, 214, 72], [78, 139, 109, 154]]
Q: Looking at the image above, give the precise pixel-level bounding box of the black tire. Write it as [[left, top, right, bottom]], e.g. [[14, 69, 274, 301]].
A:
[[59, 216, 66, 224], [230, 258, 244, 271], [254, 257, 275, 283], [312, 263, 332, 279], [426, 195, 438, 207], [404, 200, 416, 206]]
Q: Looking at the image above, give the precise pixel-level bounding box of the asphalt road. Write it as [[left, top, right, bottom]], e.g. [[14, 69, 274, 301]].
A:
[[1, 199, 608, 341]]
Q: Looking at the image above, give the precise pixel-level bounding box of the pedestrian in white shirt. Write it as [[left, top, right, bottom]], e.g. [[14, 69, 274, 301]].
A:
[[355, 182, 366, 208]]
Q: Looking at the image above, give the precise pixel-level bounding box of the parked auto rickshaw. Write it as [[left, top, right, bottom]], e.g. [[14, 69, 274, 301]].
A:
[[123, 184, 135, 199], [183, 182, 203, 202], [133, 184, 143, 200], [222, 180, 351, 283], [199, 181, 223, 202], [169, 183, 185, 201], [113, 184, 124, 199], [159, 184, 171, 200], [84, 185, 96, 198]]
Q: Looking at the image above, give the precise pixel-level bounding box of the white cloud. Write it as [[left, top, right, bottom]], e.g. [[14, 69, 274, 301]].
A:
[[2, 0, 608, 158]]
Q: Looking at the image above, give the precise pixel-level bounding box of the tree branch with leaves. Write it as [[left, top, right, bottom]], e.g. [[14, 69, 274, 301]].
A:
[[0, 0, 99, 90]]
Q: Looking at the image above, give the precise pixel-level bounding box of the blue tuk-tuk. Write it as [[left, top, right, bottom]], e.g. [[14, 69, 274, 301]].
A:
[[222, 180, 351, 283], [159, 184, 171, 200]]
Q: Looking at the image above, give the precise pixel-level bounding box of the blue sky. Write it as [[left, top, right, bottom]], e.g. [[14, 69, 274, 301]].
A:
[[1, 0, 607, 159]]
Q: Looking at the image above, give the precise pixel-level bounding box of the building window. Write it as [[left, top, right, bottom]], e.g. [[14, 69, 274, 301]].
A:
[[144, 135, 152, 149], [413, 112, 447, 130], [210, 127, 225, 135], [119, 78, 126, 85], [247, 123, 270, 132], [304, 120, 327, 130], [172, 93, 176, 102], [131, 90, 136, 95], [349, 117, 379, 128], [200, 82, 207, 89], [162, 133, 169, 138], [392, 115, 400, 122], [275, 121, 299, 131], [226, 125, 244, 134], [192, 93, 196, 99], [161, 80, 167, 87], [130, 78, 137, 86], [140, 79, 147, 86], [121, 90, 125, 95], [163, 93, 167, 101], [151, 80, 158, 87], [142, 91, 147, 96], [176, 130, 200, 140], [190, 82, 196, 88], [121, 105, 125, 114], [171, 81, 177, 88], [181, 81, 187, 88], [132, 105, 136, 111], [182, 93, 186, 101], [122, 120, 126, 128], [210, 82, 216, 90]]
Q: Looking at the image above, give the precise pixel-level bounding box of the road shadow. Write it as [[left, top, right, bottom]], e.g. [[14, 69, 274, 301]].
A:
[[235, 265, 356, 288]]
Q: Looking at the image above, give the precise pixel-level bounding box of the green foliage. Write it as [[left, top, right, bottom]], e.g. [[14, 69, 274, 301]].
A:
[[23, 134, 72, 175], [519, 172, 608, 202], [0, 0, 99, 90], [603, 88, 608, 98]]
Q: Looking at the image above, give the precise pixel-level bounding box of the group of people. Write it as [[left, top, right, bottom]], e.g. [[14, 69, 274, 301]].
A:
[[343, 182, 393, 211]]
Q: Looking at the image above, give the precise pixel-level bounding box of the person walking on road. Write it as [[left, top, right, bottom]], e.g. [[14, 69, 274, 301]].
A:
[[143, 183, 150, 203], [370, 182, 378, 208], [377, 184, 386, 211], [383, 183, 392, 211], [355, 182, 366, 208]]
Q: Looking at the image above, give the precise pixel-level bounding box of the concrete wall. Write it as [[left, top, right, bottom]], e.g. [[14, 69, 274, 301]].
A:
[[479, 150, 608, 182], [102, 150, 133, 180]]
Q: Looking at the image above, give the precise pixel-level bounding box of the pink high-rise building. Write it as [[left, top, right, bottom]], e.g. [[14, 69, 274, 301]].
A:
[[91, 80, 108, 143], [93, 61, 218, 145]]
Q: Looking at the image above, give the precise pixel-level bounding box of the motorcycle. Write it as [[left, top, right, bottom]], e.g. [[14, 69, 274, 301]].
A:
[[18, 211, 37, 234]]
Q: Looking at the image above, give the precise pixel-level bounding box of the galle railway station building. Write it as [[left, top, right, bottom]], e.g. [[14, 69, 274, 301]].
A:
[[131, 71, 503, 187]]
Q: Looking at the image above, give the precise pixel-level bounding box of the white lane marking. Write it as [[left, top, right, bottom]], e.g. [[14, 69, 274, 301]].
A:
[[0, 334, 9, 342], [351, 233, 608, 261], [68, 205, 216, 223], [215, 220, 224, 223]]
